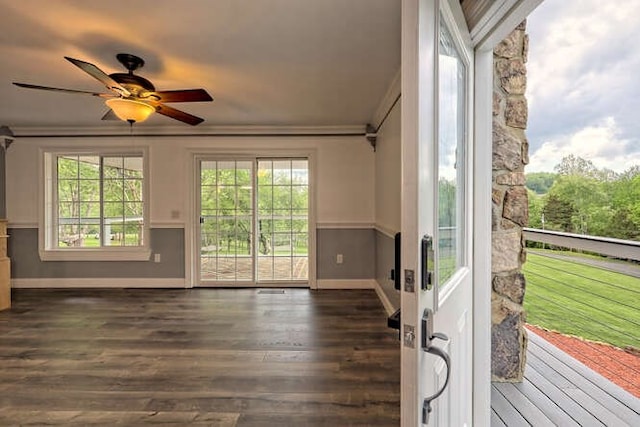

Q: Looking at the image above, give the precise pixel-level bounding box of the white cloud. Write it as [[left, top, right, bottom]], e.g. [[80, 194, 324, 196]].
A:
[[525, 0, 640, 172], [527, 117, 640, 173], [527, 1, 640, 108]]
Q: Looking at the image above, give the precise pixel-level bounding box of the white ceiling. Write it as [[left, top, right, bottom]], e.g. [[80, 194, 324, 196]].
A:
[[0, 0, 400, 131]]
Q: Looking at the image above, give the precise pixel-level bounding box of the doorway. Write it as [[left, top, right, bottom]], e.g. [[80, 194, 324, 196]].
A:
[[197, 157, 310, 286]]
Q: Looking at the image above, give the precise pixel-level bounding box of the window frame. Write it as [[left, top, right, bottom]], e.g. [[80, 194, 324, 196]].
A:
[[39, 147, 151, 261]]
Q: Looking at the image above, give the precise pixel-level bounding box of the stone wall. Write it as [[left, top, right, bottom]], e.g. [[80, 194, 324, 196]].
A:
[[491, 21, 529, 382]]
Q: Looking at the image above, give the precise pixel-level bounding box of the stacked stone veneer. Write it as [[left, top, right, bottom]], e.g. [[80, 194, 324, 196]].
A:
[[491, 21, 529, 382]]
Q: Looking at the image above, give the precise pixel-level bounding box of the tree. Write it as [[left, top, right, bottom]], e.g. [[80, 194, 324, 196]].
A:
[[607, 208, 640, 240], [526, 172, 557, 194], [527, 156, 639, 241], [438, 178, 456, 227], [57, 155, 143, 247], [527, 189, 544, 228], [201, 160, 310, 257], [546, 175, 611, 235], [542, 194, 575, 232], [610, 174, 640, 239], [554, 154, 600, 178]]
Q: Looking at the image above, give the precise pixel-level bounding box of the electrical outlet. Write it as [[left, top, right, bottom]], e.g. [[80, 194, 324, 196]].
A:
[[336, 254, 343, 264], [154, 253, 161, 263]]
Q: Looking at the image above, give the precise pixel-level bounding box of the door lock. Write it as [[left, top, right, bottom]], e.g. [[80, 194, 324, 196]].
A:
[[403, 324, 416, 348], [421, 235, 434, 290], [404, 269, 415, 293]]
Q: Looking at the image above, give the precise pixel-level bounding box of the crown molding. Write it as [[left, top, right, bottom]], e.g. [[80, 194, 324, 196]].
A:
[[11, 124, 367, 138], [371, 68, 401, 130]]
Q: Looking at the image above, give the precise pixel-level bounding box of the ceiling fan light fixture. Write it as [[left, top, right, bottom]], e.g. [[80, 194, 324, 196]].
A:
[[105, 98, 155, 124]]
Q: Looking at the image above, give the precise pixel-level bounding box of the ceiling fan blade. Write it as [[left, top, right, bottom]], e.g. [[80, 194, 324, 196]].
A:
[[13, 82, 113, 97], [101, 109, 118, 120], [155, 103, 204, 126], [64, 56, 131, 97], [151, 89, 213, 103]]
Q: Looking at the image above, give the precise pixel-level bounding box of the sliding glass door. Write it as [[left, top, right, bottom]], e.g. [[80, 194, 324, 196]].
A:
[[198, 158, 309, 286], [257, 159, 309, 281], [200, 160, 253, 282]]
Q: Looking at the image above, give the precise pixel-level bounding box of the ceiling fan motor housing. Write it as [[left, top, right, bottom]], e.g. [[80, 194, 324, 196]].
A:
[[109, 73, 156, 93]]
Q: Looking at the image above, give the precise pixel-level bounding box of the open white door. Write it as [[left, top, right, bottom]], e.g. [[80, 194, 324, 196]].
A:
[[401, 0, 474, 425]]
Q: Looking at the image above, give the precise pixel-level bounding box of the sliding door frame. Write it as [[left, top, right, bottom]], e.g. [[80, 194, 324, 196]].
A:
[[185, 148, 317, 289]]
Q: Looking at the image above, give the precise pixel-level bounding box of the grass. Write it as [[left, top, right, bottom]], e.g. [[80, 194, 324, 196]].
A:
[[524, 251, 640, 350]]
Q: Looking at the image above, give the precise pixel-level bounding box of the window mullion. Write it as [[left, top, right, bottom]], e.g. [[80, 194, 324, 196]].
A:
[[52, 155, 59, 248], [99, 156, 105, 247]]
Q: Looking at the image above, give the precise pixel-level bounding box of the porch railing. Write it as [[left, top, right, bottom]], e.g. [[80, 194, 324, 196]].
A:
[[523, 228, 640, 395]]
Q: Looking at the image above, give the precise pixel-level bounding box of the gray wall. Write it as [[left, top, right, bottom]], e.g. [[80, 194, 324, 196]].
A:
[[316, 228, 375, 279], [10, 226, 376, 282], [375, 230, 399, 310], [8, 228, 184, 278]]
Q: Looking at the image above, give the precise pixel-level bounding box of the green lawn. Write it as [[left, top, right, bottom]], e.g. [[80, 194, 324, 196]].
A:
[[524, 251, 640, 350]]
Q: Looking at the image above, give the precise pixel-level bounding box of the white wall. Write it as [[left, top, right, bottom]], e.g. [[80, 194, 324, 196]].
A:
[[6, 135, 375, 228], [374, 102, 401, 235]]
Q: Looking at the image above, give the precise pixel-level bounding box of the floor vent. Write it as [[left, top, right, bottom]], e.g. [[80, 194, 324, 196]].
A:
[[257, 289, 286, 294]]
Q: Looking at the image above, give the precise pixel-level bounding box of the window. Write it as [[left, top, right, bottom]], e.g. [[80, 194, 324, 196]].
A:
[[42, 150, 150, 261], [437, 14, 467, 288]]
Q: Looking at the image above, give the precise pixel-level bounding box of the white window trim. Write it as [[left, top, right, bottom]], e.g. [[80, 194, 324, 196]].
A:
[[38, 146, 151, 262]]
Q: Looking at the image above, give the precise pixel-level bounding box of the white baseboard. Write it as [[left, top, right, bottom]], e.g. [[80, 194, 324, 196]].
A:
[[11, 278, 188, 289], [374, 280, 397, 316], [316, 279, 376, 289]]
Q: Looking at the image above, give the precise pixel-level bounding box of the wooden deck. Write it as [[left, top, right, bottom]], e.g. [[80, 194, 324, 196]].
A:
[[492, 330, 640, 426]]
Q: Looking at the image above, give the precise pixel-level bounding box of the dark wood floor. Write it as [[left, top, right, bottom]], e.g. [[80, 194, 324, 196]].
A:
[[0, 289, 400, 426]]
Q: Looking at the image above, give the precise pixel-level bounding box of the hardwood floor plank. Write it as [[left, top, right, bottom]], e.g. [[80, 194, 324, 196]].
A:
[[0, 289, 400, 425], [0, 410, 240, 426]]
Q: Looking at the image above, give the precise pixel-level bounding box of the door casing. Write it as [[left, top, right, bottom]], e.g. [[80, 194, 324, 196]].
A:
[[400, 0, 544, 425]]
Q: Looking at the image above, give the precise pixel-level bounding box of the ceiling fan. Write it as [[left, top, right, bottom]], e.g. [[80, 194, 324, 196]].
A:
[[13, 53, 213, 126]]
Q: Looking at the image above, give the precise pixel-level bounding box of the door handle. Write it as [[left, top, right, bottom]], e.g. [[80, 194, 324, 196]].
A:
[[421, 308, 451, 425]]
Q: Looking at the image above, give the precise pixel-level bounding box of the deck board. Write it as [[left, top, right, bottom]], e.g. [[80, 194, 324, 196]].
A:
[[492, 330, 640, 426], [531, 332, 640, 414], [529, 337, 639, 425], [522, 365, 598, 426], [490, 409, 507, 427], [493, 382, 554, 425], [491, 387, 530, 426]]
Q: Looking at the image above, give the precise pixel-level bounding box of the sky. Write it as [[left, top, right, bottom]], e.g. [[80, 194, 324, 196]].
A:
[[525, 0, 640, 173]]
